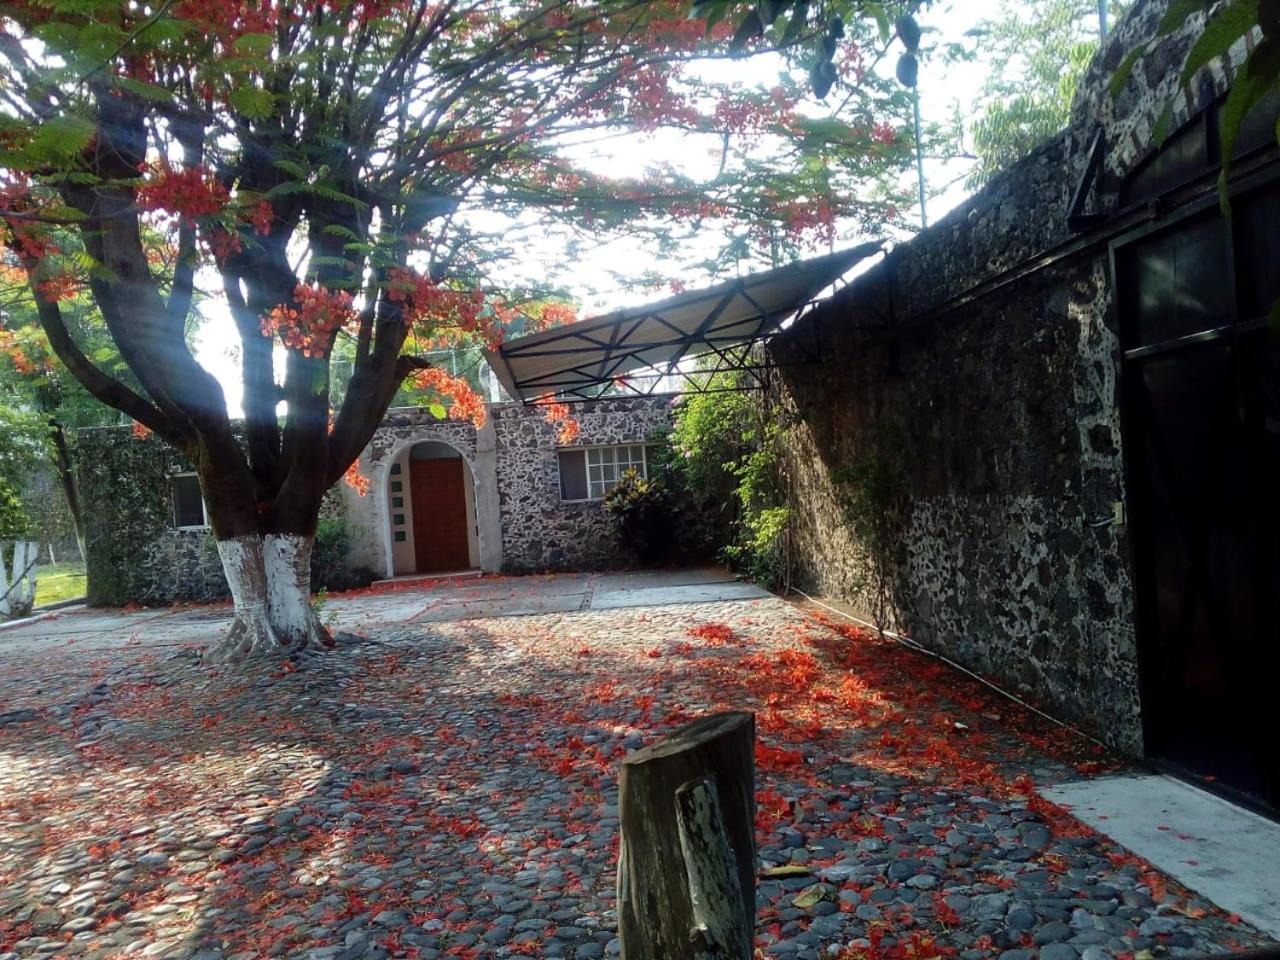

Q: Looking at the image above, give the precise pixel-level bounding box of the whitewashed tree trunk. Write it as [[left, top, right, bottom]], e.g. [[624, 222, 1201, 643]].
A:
[[0, 541, 38, 619], [263, 534, 329, 646], [208, 534, 330, 663]]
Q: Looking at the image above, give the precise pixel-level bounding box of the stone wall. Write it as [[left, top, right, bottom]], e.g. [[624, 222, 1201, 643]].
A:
[[766, 0, 1248, 754], [772, 255, 1140, 751], [493, 397, 676, 572], [80, 396, 675, 602], [78, 428, 227, 606]]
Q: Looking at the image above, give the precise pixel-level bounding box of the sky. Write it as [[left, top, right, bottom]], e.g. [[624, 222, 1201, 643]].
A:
[[191, 0, 1089, 416]]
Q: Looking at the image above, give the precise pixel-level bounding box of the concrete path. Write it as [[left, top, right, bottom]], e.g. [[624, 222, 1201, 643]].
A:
[[1042, 772, 1280, 939]]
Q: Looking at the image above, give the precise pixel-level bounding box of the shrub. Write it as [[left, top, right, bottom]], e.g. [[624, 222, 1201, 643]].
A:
[[602, 468, 679, 567], [0, 478, 28, 541], [310, 516, 375, 592], [666, 370, 793, 590]]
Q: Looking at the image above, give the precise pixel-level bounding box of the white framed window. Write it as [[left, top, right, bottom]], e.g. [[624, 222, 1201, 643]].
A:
[[171, 472, 210, 530], [558, 444, 650, 501]]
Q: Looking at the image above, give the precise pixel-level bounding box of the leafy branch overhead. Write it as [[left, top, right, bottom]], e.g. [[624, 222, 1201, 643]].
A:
[[689, 1, 924, 98]]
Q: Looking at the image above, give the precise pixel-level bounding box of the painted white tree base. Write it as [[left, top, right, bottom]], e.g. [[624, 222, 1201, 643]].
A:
[[0, 541, 38, 620], [207, 534, 332, 663]]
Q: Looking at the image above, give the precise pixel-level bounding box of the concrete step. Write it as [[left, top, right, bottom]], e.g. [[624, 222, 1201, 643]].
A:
[[371, 569, 483, 589]]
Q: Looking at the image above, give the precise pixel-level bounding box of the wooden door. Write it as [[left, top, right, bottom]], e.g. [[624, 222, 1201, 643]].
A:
[[410, 457, 471, 573]]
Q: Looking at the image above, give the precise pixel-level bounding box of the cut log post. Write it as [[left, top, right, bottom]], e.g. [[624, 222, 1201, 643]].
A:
[[617, 711, 755, 960]]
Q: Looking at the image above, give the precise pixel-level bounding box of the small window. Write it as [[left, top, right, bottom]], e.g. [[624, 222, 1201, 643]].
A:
[[390, 462, 402, 475], [558, 444, 651, 501], [392, 496, 404, 508], [394, 531, 407, 542], [391, 480, 403, 492], [393, 513, 405, 525], [172, 473, 208, 529]]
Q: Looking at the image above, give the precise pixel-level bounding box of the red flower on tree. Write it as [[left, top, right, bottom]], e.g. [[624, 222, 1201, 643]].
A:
[[540, 399, 580, 444], [136, 163, 230, 226], [413, 368, 487, 428], [342, 460, 371, 496], [260, 284, 356, 358], [387, 268, 506, 348]]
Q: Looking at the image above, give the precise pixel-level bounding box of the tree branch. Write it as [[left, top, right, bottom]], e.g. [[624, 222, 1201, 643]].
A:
[[29, 288, 187, 448]]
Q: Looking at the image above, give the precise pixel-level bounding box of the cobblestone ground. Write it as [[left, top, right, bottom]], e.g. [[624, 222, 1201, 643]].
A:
[[0, 594, 1273, 960]]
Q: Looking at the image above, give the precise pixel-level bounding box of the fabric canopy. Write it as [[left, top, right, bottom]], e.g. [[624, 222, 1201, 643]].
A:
[[485, 243, 884, 404]]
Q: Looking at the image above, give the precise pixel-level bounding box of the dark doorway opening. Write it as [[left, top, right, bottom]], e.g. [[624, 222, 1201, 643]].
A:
[[1114, 174, 1280, 813]]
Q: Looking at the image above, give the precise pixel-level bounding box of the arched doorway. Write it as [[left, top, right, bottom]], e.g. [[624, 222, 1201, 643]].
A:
[[387, 441, 479, 575]]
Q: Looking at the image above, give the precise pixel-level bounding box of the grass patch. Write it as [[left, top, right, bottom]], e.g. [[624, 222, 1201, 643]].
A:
[[34, 560, 86, 607]]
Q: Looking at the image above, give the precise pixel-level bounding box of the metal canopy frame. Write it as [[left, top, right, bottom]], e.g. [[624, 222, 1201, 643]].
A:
[[485, 243, 885, 405]]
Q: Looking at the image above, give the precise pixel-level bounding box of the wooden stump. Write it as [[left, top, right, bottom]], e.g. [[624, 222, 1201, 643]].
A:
[[617, 711, 755, 960]]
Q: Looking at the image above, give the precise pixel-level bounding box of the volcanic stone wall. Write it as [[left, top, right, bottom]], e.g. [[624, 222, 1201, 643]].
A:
[[492, 396, 676, 572], [768, 0, 1255, 753], [771, 245, 1140, 751], [78, 427, 227, 606]]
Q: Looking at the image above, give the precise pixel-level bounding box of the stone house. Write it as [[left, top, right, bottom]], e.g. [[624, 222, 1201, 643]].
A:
[[78, 396, 674, 606], [767, 0, 1280, 812]]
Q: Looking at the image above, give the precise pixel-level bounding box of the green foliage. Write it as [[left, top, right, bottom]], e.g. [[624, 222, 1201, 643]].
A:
[[310, 516, 375, 593], [30, 115, 97, 167], [721, 422, 792, 589], [0, 406, 45, 539], [0, 478, 28, 540], [960, 0, 1130, 187], [76, 429, 183, 606], [602, 468, 679, 567], [668, 372, 792, 589], [696, 1, 920, 97]]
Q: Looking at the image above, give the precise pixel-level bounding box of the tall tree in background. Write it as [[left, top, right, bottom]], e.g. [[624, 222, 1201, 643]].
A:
[[0, 405, 43, 545], [963, 0, 1129, 187], [0, 267, 131, 561], [0, 0, 911, 661]]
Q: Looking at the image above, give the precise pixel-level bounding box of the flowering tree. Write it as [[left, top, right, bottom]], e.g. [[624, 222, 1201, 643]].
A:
[[0, 0, 912, 661]]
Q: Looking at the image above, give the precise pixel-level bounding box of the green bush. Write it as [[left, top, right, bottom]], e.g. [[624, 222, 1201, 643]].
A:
[[310, 516, 375, 592], [603, 468, 679, 567], [0, 478, 28, 540], [666, 370, 793, 590]]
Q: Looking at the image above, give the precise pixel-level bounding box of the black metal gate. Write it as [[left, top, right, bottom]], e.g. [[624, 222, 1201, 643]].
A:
[[1114, 174, 1280, 812]]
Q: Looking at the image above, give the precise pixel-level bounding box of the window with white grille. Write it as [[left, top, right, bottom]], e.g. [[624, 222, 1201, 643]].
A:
[[557, 444, 650, 501]]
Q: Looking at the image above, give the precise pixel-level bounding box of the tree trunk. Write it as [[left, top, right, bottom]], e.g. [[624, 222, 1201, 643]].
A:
[[617, 712, 756, 960], [207, 534, 331, 663], [49, 421, 87, 563]]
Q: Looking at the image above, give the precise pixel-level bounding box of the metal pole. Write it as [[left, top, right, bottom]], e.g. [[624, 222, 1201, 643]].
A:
[[913, 89, 928, 229], [1098, 0, 1108, 39]]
